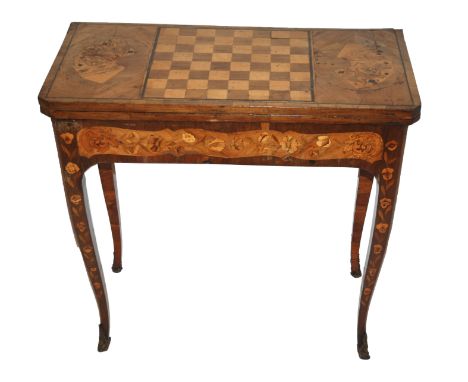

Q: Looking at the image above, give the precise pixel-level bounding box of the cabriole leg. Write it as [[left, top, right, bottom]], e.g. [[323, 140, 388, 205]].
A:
[[357, 129, 406, 359], [350, 169, 373, 278], [55, 122, 111, 352], [98, 163, 123, 273]]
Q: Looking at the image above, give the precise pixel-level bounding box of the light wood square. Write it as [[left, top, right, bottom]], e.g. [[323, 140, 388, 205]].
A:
[[290, 71, 310, 81], [271, 46, 290, 55], [290, 31, 308, 38], [270, 81, 290, 91], [234, 30, 254, 38], [164, 89, 186, 98], [176, 36, 196, 44], [209, 70, 230, 80], [190, 61, 211, 71], [290, 55, 309, 64], [194, 44, 213, 53], [271, 31, 291, 39], [156, 44, 175, 53], [251, 54, 271, 63], [146, 79, 167, 89], [249, 90, 270, 100], [215, 36, 234, 44], [271, 63, 291, 72], [172, 52, 194, 61], [252, 38, 270, 46], [162, 28, 180, 36], [152, 60, 172, 70], [212, 53, 232, 62], [290, 90, 311, 101], [187, 79, 209, 90], [228, 80, 249, 90], [232, 45, 252, 54], [168, 70, 190, 80], [207, 89, 228, 99], [230, 62, 250, 71], [290, 38, 308, 47], [249, 71, 270, 81], [197, 28, 216, 36]]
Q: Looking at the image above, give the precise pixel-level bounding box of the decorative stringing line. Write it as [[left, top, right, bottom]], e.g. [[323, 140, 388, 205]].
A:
[[307, 31, 315, 103], [144, 27, 312, 102], [140, 27, 161, 97]]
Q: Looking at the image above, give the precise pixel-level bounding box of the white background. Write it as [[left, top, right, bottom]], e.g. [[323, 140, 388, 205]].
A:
[[1, 0, 467, 380]]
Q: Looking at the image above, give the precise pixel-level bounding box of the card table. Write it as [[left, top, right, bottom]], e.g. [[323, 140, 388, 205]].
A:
[[39, 22, 421, 358]]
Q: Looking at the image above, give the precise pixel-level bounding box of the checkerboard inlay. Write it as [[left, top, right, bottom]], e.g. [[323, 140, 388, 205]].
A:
[[144, 27, 312, 101]]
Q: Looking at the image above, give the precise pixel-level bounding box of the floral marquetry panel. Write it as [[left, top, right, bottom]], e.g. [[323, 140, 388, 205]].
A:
[[77, 127, 384, 163]]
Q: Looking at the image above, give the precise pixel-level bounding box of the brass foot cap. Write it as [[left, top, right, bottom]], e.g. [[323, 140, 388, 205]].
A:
[[98, 337, 111, 352], [98, 324, 111, 352], [357, 332, 370, 360], [112, 265, 123, 273], [358, 349, 370, 360], [351, 269, 362, 278]]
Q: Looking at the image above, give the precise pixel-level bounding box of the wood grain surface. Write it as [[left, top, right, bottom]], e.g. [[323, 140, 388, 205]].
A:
[[312, 29, 413, 105], [39, 23, 420, 124], [47, 23, 158, 99]]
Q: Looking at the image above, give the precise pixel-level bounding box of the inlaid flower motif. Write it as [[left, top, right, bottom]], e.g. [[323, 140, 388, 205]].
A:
[[232, 136, 254, 151], [364, 288, 372, 296], [147, 136, 162, 152], [258, 133, 280, 154], [385, 140, 398, 152], [70, 194, 82, 205], [181, 132, 196, 143], [89, 133, 112, 151], [343, 134, 379, 159], [354, 140, 372, 154], [60, 132, 74, 144], [205, 137, 225, 152], [65, 162, 80, 175], [376, 223, 389, 234], [76, 221, 87, 232], [316, 135, 331, 148], [281, 135, 300, 154], [381, 167, 394, 181], [369, 268, 377, 277], [83, 246, 93, 255], [379, 198, 392, 210], [121, 132, 140, 154], [373, 244, 383, 254], [79, 129, 118, 154], [232, 137, 244, 150], [161, 140, 181, 154]]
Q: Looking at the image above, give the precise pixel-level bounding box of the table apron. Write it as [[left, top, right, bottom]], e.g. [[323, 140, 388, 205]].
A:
[[71, 125, 385, 166]]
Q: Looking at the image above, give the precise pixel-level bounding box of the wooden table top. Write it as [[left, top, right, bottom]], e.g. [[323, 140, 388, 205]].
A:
[[39, 23, 420, 124]]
